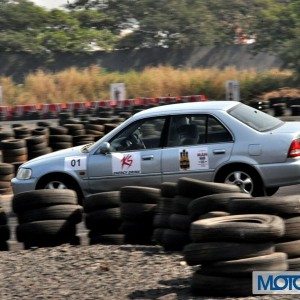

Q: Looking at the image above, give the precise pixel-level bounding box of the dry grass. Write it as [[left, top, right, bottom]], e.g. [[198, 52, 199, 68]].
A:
[[0, 66, 294, 105]]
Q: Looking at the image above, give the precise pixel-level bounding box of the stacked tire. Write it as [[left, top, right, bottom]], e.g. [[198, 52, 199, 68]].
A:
[[0, 163, 14, 195], [1, 139, 28, 165], [84, 191, 123, 245], [13, 126, 31, 139], [184, 214, 287, 297], [48, 126, 73, 151], [152, 182, 177, 245], [12, 189, 83, 249], [158, 178, 242, 251], [230, 195, 300, 271], [25, 135, 50, 160], [0, 205, 10, 250], [120, 186, 160, 244], [84, 122, 105, 141]]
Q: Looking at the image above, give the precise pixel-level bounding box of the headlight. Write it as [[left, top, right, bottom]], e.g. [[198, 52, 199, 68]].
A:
[[16, 168, 32, 180]]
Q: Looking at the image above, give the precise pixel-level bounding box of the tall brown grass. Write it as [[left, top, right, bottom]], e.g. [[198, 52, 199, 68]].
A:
[[0, 66, 293, 105]]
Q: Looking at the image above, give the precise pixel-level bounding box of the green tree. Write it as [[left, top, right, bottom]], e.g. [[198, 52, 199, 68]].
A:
[[0, 0, 118, 53], [253, 0, 300, 75]]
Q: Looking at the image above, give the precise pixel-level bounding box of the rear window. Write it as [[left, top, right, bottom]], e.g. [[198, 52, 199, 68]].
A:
[[228, 103, 284, 132]]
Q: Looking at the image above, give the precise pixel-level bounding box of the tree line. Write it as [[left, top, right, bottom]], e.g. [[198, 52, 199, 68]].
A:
[[0, 0, 299, 75]]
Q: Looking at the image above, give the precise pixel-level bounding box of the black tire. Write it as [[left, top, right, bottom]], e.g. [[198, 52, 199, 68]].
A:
[[12, 189, 78, 213], [188, 192, 251, 220], [0, 224, 10, 241], [0, 181, 12, 189], [16, 220, 76, 243], [173, 196, 194, 214], [229, 195, 300, 216], [191, 273, 252, 297], [156, 198, 174, 214], [0, 242, 9, 251], [120, 186, 161, 204], [276, 240, 300, 258], [190, 214, 284, 242], [3, 153, 27, 163], [265, 187, 279, 196], [84, 191, 120, 212], [28, 142, 48, 151], [284, 217, 300, 239], [288, 257, 300, 270], [184, 242, 274, 265], [32, 127, 49, 136], [153, 213, 171, 229], [161, 229, 190, 251], [216, 166, 265, 196], [198, 211, 230, 220], [25, 135, 46, 146], [49, 126, 68, 135], [51, 142, 72, 150], [17, 205, 83, 224], [85, 208, 122, 231], [178, 177, 241, 198], [2, 147, 27, 156], [152, 228, 164, 243], [0, 163, 14, 175], [49, 135, 72, 143], [169, 214, 191, 231], [160, 182, 178, 198], [200, 252, 288, 276], [89, 233, 125, 245], [120, 221, 153, 236], [0, 207, 8, 225], [1, 139, 26, 149], [85, 124, 104, 131], [30, 147, 52, 157], [120, 203, 157, 221]]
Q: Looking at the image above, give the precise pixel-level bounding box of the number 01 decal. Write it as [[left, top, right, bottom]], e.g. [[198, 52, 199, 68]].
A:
[[65, 156, 87, 171]]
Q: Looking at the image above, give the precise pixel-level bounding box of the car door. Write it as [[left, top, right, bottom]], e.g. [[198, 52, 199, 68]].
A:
[[162, 114, 234, 183], [87, 116, 167, 193]]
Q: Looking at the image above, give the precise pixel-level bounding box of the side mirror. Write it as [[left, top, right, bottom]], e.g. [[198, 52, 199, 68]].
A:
[[99, 142, 111, 154]]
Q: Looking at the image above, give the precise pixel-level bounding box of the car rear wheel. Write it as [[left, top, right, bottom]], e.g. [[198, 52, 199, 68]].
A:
[[217, 167, 264, 196]]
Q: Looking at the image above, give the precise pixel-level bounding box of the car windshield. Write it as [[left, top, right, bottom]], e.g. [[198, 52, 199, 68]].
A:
[[228, 103, 284, 132]]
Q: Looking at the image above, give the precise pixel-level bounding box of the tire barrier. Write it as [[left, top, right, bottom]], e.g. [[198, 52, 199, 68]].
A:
[[13, 126, 31, 139], [0, 204, 10, 251], [1, 139, 28, 164], [25, 135, 49, 160], [0, 163, 14, 195], [12, 189, 82, 249], [229, 195, 300, 270], [155, 179, 245, 251], [120, 186, 160, 245], [184, 214, 287, 297], [83, 191, 123, 245]]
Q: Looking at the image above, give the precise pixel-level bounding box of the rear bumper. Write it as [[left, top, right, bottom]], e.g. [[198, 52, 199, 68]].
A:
[[258, 159, 300, 187]]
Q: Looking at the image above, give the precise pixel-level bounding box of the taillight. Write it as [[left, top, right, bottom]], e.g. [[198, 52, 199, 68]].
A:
[[288, 139, 300, 158]]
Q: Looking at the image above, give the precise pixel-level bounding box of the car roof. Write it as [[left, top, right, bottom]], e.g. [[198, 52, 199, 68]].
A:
[[134, 100, 239, 118]]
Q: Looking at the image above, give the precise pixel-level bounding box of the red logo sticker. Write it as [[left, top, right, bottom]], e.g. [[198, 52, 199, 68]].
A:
[[121, 154, 133, 169]]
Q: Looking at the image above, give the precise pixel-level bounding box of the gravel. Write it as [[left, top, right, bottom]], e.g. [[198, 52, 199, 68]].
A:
[[0, 244, 288, 300]]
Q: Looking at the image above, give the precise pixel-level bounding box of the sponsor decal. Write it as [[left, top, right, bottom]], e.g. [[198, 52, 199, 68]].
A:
[[64, 156, 87, 171], [179, 147, 209, 171], [253, 271, 300, 294], [112, 152, 141, 175]]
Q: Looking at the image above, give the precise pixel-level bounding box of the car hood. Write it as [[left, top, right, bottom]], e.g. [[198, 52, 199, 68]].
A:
[[271, 122, 300, 134], [22, 145, 84, 167]]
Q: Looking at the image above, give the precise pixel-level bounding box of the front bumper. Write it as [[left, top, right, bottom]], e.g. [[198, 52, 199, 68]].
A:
[[11, 177, 37, 195]]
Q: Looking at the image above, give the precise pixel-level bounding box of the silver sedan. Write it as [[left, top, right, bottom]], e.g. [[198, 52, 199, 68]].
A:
[[11, 101, 300, 199]]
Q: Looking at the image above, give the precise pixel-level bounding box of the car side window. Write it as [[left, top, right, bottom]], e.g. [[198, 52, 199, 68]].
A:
[[109, 117, 166, 152], [207, 116, 233, 143], [167, 114, 232, 146], [167, 115, 206, 146]]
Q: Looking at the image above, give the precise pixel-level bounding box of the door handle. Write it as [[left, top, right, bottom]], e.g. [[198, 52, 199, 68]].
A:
[[213, 149, 226, 155], [142, 155, 154, 161]]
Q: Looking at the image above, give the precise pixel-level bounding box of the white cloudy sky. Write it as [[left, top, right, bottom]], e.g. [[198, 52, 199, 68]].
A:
[[31, 0, 71, 9]]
